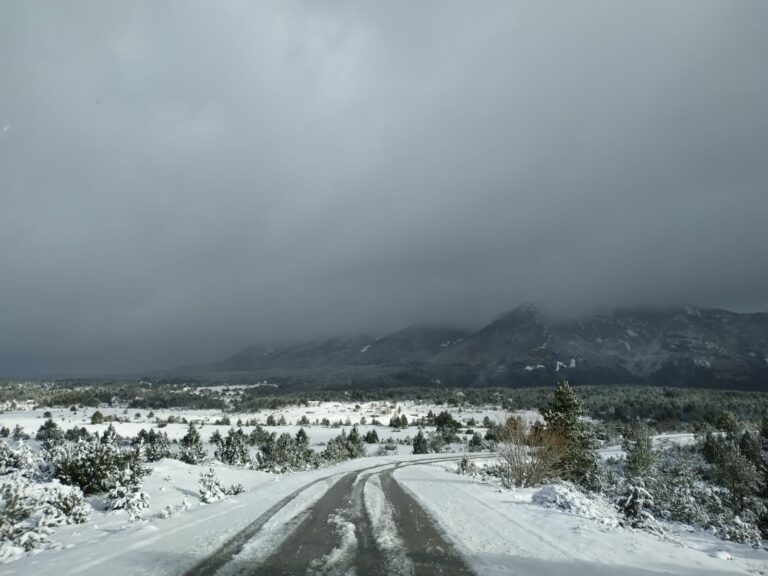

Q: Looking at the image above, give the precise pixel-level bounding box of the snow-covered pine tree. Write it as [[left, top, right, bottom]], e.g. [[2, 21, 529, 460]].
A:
[[540, 381, 598, 487], [198, 468, 242, 503], [738, 430, 762, 468], [346, 426, 366, 459], [714, 443, 758, 513], [35, 420, 64, 449], [617, 477, 662, 534], [198, 468, 226, 503], [274, 432, 296, 470], [412, 430, 429, 454], [179, 423, 206, 465], [133, 428, 173, 462], [468, 431, 484, 452], [364, 429, 379, 444], [622, 423, 656, 477], [100, 423, 119, 445], [214, 428, 251, 466]]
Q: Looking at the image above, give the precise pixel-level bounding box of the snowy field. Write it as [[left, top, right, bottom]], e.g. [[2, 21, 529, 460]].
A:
[[5, 453, 766, 576], [394, 461, 767, 576], [0, 400, 514, 454], [3, 454, 452, 575], [3, 400, 767, 575]]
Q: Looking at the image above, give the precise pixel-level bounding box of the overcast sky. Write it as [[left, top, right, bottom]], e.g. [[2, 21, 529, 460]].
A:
[[1, 1, 766, 376]]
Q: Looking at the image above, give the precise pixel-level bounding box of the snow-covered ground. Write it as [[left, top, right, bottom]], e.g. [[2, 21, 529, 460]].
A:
[[394, 461, 767, 576], [599, 432, 697, 460], [0, 401, 512, 455], [8, 453, 765, 576], [3, 453, 449, 575], [3, 401, 766, 575]]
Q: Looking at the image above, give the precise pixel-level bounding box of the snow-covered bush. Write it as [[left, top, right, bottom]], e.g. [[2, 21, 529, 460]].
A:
[[616, 478, 663, 535], [132, 429, 172, 462], [199, 468, 224, 503], [717, 515, 762, 547], [0, 442, 39, 477], [603, 443, 764, 545], [106, 466, 151, 521], [198, 468, 242, 503], [256, 428, 317, 472], [50, 435, 149, 496], [214, 428, 251, 466], [651, 455, 729, 527], [107, 484, 151, 520], [0, 471, 90, 561], [457, 455, 477, 475], [532, 482, 619, 527], [321, 427, 366, 464], [0, 472, 47, 557], [44, 484, 90, 525]]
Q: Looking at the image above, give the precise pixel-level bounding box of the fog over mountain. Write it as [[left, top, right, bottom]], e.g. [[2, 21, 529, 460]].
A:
[[1, 1, 766, 376]]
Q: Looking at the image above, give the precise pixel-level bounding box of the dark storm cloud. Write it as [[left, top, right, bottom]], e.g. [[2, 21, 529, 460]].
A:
[[1, 1, 766, 376]]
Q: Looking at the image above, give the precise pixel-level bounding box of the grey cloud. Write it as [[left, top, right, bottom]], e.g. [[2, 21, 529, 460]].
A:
[[0, 0, 766, 375]]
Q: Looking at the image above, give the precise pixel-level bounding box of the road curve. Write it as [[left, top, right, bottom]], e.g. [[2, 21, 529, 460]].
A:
[[185, 456, 482, 576]]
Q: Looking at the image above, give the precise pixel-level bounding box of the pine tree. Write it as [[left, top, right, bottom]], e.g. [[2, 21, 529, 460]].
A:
[[364, 429, 379, 444], [622, 423, 656, 477], [346, 426, 365, 458], [12, 425, 29, 441], [100, 424, 118, 445], [293, 428, 314, 469], [179, 424, 206, 465], [133, 429, 172, 461], [256, 432, 278, 471], [617, 478, 661, 533], [715, 443, 757, 512], [198, 468, 226, 503], [738, 431, 762, 468], [214, 429, 251, 466], [412, 430, 429, 454], [468, 432, 484, 452], [35, 419, 64, 449], [540, 381, 597, 487]]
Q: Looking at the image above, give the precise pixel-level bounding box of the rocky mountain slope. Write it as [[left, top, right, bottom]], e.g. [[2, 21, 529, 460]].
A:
[[217, 305, 768, 390]]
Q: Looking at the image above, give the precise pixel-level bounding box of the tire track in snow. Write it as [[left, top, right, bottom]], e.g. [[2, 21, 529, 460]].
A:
[[391, 464, 580, 575], [184, 468, 354, 576], [378, 469, 475, 576], [363, 474, 414, 576], [213, 478, 335, 576], [190, 455, 489, 576], [245, 466, 388, 576]]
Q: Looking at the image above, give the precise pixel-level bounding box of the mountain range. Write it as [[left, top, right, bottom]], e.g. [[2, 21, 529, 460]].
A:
[[211, 305, 768, 390]]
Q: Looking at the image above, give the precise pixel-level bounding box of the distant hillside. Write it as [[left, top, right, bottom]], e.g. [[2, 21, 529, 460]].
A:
[[214, 305, 768, 390]]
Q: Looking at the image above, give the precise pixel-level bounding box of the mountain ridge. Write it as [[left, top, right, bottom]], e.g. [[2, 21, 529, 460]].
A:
[[214, 305, 768, 390]]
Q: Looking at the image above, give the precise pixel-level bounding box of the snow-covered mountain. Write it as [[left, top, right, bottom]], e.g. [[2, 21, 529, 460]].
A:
[[216, 305, 768, 389]]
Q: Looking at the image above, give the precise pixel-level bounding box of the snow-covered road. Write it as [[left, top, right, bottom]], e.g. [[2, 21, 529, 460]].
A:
[[4, 455, 479, 576], [192, 456, 477, 576], [6, 453, 764, 576]]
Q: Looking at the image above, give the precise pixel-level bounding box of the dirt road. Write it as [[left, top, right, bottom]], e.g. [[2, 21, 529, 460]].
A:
[[185, 457, 479, 576]]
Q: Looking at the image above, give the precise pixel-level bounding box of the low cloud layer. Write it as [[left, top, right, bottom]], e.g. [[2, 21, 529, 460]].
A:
[[1, 1, 766, 376]]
